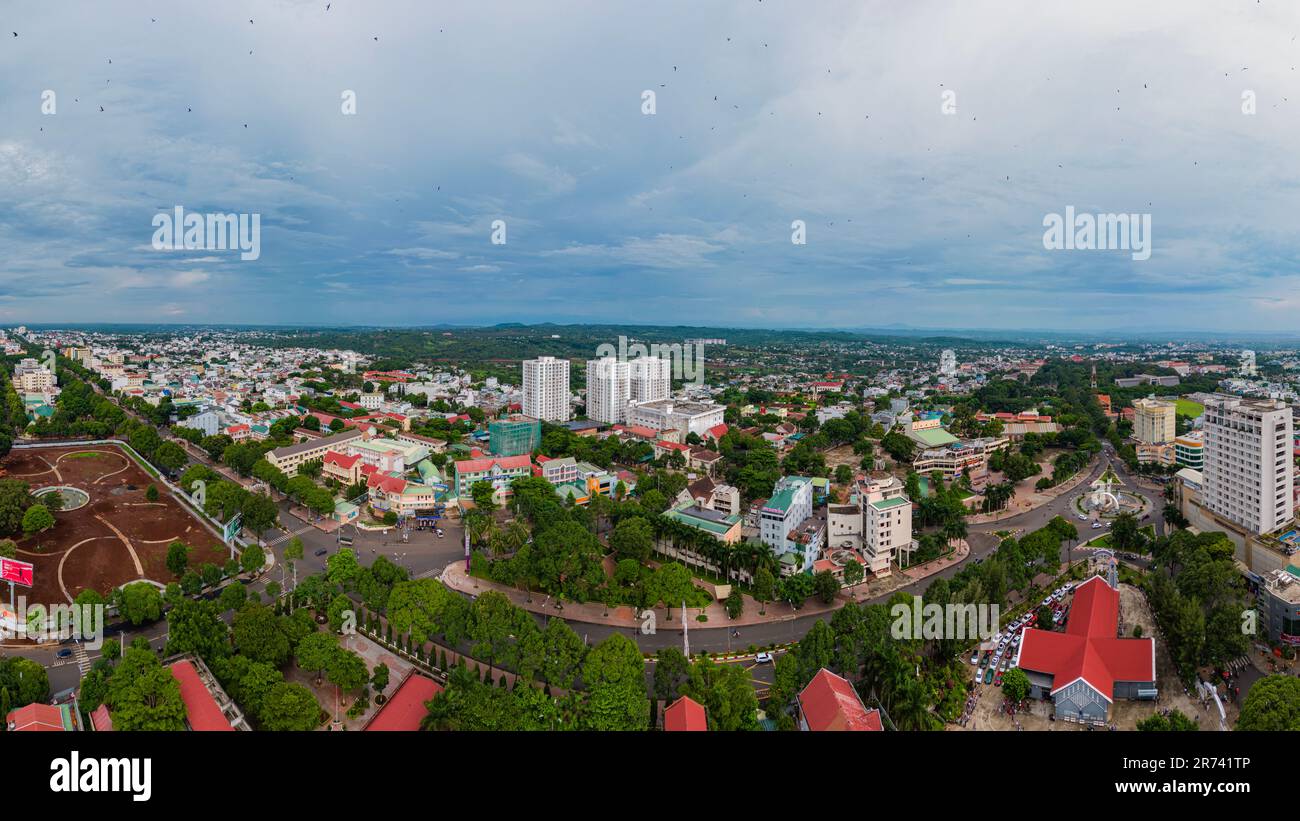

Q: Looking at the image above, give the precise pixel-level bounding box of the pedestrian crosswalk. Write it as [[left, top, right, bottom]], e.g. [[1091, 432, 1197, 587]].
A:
[[267, 524, 315, 547], [74, 643, 91, 674]]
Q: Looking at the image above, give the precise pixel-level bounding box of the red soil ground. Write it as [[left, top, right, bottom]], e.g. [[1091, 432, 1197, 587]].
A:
[[2, 445, 227, 604]]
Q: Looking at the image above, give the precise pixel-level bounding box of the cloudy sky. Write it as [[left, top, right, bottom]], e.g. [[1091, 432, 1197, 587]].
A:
[[3, 0, 1299, 332]]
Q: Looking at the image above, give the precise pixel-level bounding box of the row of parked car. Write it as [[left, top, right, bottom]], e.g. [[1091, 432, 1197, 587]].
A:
[[969, 581, 1079, 687]]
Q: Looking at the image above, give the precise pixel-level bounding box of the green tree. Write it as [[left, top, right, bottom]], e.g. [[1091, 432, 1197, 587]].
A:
[[580, 634, 649, 731], [105, 648, 186, 731], [1001, 667, 1031, 702], [1236, 675, 1300, 731], [166, 541, 189, 578], [118, 581, 162, 626], [232, 602, 291, 666], [813, 569, 840, 604], [21, 504, 54, 535], [259, 681, 323, 731]]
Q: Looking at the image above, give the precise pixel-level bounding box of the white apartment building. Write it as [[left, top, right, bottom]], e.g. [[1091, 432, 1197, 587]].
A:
[[628, 356, 671, 404], [627, 399, 725, 439], [586, 357, 629, 424], [939, 349, 957, 377], [1133, 396, 1176, 444], [1202, 397, 1294, 535], [759, 476, 819, 575], [359, 392, 384, 410], [13, 358, 55, 393], [522, 356, 571, 423], [860, 476, 914, 577]]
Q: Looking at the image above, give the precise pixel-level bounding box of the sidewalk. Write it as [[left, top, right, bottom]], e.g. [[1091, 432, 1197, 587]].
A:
[[440, 561, 840, 629]]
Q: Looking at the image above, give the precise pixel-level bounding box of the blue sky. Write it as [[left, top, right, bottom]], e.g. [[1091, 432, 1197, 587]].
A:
[[3, 0, 1299, 331]]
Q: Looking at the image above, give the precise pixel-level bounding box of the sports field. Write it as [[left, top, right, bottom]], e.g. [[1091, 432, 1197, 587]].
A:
[[1175, 398, 1204, 418]]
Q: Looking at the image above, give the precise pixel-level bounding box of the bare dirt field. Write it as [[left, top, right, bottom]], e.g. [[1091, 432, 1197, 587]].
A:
[[3, 445, 227, 604]]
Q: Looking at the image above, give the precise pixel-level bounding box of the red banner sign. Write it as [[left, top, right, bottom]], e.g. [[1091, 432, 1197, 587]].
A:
[[0, 557, 33, 587]]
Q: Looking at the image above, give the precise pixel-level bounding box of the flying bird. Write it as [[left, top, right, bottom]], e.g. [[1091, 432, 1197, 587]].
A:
[[99, 106, 104, 111]]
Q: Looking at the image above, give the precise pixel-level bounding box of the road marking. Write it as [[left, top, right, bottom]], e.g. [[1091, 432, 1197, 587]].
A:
[[267, 524, 314, 547]]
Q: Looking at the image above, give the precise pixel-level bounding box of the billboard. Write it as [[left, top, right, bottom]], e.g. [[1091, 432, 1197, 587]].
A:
[[223, 513, 243, 544], [0, 557, 34, 587]]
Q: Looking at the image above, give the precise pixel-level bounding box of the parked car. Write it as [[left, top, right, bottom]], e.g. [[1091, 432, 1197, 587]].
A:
[[984, 667, 994, 685], [970, 649, 980, 665], [755, 652, 773, 664], [994, 671, 1003, 686]]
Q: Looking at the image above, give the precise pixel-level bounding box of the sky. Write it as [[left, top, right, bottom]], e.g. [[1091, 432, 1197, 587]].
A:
[[3, 0, 1300, 332]]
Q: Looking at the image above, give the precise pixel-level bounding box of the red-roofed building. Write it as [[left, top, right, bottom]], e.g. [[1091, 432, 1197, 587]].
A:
[[323, 450, 364, 484], [90, 704, 114, 732], [1013, 575, 1156, 724], [663, 695, 708, 731], [453, 453, 533, 499], [169, 658, 246, 731], [797, 668, 883, 731], [364, 673, 444, 731], [6, 702, 74, 732], [705, 422, 729, 442]]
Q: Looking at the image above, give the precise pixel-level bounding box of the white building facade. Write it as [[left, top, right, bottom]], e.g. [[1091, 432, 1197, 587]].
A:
[[522, 356, 571, 423], [1202, 396, 1294, 535], [585, 357, 629, 424]]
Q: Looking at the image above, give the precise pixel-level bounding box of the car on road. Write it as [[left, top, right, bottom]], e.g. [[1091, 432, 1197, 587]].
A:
[[1091, 522, 1103, 529], [1077, 514, 1088, 521], [755, 652, 773, 664], [314, 548, 327, 557], [56, 648, 72, 659]]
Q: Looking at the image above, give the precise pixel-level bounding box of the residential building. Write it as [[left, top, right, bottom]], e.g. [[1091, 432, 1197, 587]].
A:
[[1202, 396, 1295, 535], [760, 476, 820, 575], [664, 502, 742, 544], [13, 358, 55, 393], [860, 475, 914, 577], [1136, 442, 1175, 466], [586, 357, 629, 424], [939, 349, 957, 377], [1133, 396, 1176, 444], [522, 356, 570, 422], [629, 355, 672, 404]]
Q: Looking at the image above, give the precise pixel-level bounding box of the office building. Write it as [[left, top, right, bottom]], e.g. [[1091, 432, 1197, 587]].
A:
[[1133, 396, 1176, 444]]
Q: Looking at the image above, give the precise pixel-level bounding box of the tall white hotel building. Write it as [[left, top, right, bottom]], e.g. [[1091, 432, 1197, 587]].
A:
[[522, 356, 571, 423], [1202, 396, 1294, 535]]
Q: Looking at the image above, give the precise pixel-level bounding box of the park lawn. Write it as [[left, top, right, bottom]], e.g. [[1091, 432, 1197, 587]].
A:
[[1175, 399, 1204, 418], [1087, 534, 1114, 548]]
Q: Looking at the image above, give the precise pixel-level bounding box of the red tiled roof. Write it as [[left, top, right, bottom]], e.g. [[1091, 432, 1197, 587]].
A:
[[365, 674, 444, 731], [91, 704, 114, 732], [6, 703, 68, 731], [707, 423, 729, 439], [454, 454, 532, 474], [798, 668, 882, 731], [663, 695, 708, 731], [655, 440, 690, 452], [1015, 576, 1155, 703], [169, 660, 234, 731], [622, 425, 659, 440], [324, 450, 361, 469]]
